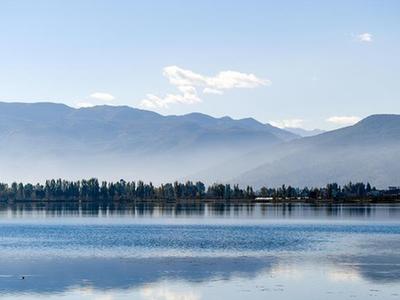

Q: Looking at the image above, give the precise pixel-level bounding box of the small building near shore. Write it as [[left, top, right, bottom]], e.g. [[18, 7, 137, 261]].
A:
[[255, 197, 274, 201]]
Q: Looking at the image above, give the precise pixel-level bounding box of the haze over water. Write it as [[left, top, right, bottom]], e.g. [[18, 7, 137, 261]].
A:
[[0, 203, 399, 299]]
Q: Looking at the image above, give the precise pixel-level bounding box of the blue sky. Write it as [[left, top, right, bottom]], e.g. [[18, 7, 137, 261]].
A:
[[0, 0, 399, 129]]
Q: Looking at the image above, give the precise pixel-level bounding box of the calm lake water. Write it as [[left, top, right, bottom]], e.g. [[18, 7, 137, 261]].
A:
[[0, 202, 400, 299]]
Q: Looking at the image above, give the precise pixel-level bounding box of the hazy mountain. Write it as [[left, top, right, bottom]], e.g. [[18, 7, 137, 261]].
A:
[[232, 115, 400, 188], [2, 102, 398, 188], [284, 127, 325, 137], [0, 102, 298, 183]]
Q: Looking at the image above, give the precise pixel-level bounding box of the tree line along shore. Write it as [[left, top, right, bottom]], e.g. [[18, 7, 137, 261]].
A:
[[0, 179, 399, 203]]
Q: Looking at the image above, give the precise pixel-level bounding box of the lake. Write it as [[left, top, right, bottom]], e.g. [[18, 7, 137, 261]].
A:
[[0, 202, 399, 299]]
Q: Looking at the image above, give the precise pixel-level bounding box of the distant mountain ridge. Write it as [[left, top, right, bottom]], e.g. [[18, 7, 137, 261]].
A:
[[232, 114, 400, 188], [284, 127, 325, 137], [0, 102, 297, 183]]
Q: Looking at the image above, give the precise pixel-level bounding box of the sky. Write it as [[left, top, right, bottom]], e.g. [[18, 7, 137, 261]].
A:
[[0, 0, 399, 130]]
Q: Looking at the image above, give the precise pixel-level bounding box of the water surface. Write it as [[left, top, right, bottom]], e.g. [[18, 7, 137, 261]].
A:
[[0, 203, 399, 299]]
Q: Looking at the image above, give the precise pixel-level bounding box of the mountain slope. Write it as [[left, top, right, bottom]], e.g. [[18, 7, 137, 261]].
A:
[[0, 102, 298, 183], [232, 115, 400, 188]]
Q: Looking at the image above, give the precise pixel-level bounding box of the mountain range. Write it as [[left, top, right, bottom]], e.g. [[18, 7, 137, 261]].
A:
[[0, 102, 398, 188], [0, 102, 296, 183], [284, 127, 325, 137]]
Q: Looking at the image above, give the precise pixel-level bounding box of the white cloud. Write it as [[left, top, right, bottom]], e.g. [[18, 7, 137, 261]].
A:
[[203, 88, 223, 95], [358, 33, 373, 43], [326, 116, 361, 125], [76, 102, 95, 108], [74, 92, 115, 108], [140, 91, 201, 109], [207, 70, 270, 89], [163, 66, 270, 90], [140, 66, 269, 109], [270, 119, 304, 128], [90, 92, 115, 102]]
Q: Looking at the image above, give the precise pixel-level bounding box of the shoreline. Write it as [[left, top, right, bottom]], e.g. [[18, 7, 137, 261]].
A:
[[2, 198, 400, 204]]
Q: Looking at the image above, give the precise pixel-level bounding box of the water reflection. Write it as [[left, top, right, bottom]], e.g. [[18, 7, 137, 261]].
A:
[[0, 257, 276, 293], [1, 202, 400, 220], [0, 203, 399, 299], [336, 254, 400, 283], [1, 254, 400, 295]]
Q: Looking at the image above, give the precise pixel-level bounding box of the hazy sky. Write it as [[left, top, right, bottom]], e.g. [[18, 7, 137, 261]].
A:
[[0, 0, 399, 129]]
